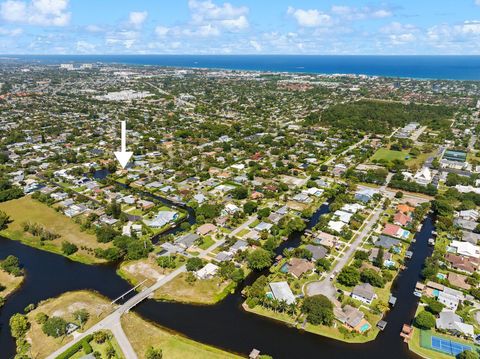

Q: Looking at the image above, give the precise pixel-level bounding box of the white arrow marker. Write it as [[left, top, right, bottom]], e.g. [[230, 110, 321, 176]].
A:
[[114, 120, 133, 169]]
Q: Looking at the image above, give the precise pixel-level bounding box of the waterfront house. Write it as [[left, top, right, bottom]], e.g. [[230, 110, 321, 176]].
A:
[[286, 258, 315, 279], [195, 263, 219, 280], [304, 244, 328, 261], [146, 210, 178, 228], [394, 212, 412, 227], [436, 310, 474, 338], [269, 281, 296, 305], [351, 283, 376, 305]]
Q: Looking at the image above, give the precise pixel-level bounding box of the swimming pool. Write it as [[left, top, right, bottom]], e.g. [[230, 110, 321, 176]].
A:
[[360, 323, 371, 333]]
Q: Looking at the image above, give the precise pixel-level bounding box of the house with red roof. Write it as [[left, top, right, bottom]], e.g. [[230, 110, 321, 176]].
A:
[[383, 223, 410, 240], [393, 212, 412, 227]]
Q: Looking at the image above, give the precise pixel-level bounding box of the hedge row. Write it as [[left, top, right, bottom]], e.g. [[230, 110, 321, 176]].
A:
[[55, 334, 93, 359]]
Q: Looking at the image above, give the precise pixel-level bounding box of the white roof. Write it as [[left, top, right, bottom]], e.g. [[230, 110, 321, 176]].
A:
[[195, 263, 219, 278], [334, 210, 353, 223], [328, 220, 346, 233], [269, 281, 296, 305], [451, 240, 480, 259], [414, 167, 432, 181]]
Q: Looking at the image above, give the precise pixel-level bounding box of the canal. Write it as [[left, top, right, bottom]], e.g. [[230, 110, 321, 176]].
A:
[[0, 202, 434, 359]]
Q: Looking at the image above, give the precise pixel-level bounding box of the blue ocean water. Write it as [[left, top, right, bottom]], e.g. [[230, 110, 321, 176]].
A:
[[7, 55, 480, 80]]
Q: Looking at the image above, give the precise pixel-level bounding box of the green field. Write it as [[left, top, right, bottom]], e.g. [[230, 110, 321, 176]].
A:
[[370, 148, 408, 162], [122, 312, 242, 359], [0, 196, 110, 264]]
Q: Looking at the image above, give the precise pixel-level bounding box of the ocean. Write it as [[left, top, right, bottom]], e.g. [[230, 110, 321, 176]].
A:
[[5, 55, 480, 80]]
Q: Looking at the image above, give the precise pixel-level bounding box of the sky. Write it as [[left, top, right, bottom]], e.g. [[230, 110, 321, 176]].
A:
[[0, 0, 480, 55]]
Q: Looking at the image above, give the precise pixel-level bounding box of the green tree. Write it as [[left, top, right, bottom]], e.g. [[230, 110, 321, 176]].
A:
[[74, 309, 90, 328], [458, 350, 479, 359], [246, 248, 272, 271], [185, 257, 204, 272], [1, 255, 22, 276], [301, 295, 334, 326], [231, 186, 248, 200], [425, 299, 444, 315], [61, 241, 78, 255], [414, 311, 436, 330], [337, 266, 360, 287], [243, 201, 258, 215], [0, 210, 11, 230], [146, 346, 163, 359], [9, 313, 30, 338], [42, 316, 67, 337]]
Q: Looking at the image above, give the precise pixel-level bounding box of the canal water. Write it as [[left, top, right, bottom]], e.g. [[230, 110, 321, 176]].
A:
[[0, 204, 434, 359]]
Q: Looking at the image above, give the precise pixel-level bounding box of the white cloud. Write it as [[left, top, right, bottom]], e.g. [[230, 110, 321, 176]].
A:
[[476, 0, 480, 6], [220, 15, 248, 30], [188, 0, 249, 32], [106, 30, 139, 49], [155, 26, 170, 37], [129, 11, 148, 28], [0, 26, 22, 36], [189, 0, 248, 22], [331, 5, 392, 20], [249, 39, 261, 51], [287, 7, 332, 27], [76, 40, 96, 53], [85, 24, 104, 33], [0, 0, 70, 26]]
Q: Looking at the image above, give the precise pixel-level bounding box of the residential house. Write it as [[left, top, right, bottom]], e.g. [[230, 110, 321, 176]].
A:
[[147, 211, 178, 228], [375, 235, 401, 250], [447, 273, 471, 291], [351, 283, 376, 305], [450, 240, 480, 259], [286, 258, 315, 279], [195, 263, 219, 280], [383, 224, 410, 240], [269, 281, 296, 305], [334, 305, 370, 333], [355, 188, 378, 203], [436, 310, 474, 338], [304, 244, 328, 261], [196, 223, 217, 236], [445, 253, 479, 274], [175, 233, 200, 249], [394, 212, 412, 227]]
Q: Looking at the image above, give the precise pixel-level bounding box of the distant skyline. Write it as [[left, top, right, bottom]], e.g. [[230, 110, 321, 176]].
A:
[[0, 0, 479, 55]]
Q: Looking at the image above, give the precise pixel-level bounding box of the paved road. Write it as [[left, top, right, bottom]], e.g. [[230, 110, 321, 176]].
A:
[[305, 176, 394, 301], [324, 136, 369, 166], [305, 199, 385, 299]]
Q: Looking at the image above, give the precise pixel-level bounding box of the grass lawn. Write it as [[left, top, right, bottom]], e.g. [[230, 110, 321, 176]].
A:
[[121, 312, 241, 359], [69, 331, 124, 359], [0, 268, 24, 304], [154, 272, 233, 304], [244, 303, 378, 343], [370, 148, 408, 163], [236, 228, 250, 238], [408, 328, 475, 359], [244, 304, 297, 326], [0, 196, 110, 264], [405, 151, 436, 169], [25, 291, 115, 359], [198, 236, 215, 250], [117, 257, 168, 288]]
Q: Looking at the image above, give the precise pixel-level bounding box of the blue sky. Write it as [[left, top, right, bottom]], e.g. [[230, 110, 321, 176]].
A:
[[0, 0, 479, 54]]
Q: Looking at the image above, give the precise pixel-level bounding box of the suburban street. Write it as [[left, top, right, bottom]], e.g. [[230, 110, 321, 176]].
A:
[[306, 175, 395, 301]]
